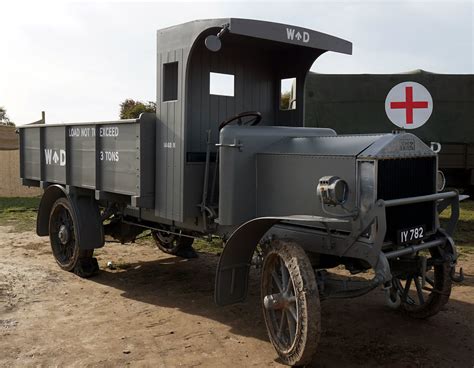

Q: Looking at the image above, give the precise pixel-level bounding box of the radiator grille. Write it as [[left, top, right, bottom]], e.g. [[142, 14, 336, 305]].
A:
[[377, 157, 436, 243]]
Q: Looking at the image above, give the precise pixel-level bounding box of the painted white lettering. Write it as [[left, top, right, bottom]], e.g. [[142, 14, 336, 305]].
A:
[[59, 149, 66, 166], [99, 126, 119, 137], [100, 150, 120, 162], [69, 126, 97, 138], [286, 28, 295, 40], [430, 141, 442, 153], [45, 149, 52, 164], [163, 142, 176, 149], [303, 31, 310, 43], [69, 128, 79, 137]]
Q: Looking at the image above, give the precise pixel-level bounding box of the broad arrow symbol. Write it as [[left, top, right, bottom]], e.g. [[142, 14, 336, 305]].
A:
[[53, 151, 59, 164], [295, 32, 302, 40]]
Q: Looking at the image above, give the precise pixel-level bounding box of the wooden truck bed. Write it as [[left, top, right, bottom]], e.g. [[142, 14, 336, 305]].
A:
[[19, 113, 156, 208]]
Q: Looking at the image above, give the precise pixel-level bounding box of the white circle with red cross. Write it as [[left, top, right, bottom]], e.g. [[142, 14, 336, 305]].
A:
[[385, 81, 433, 129]]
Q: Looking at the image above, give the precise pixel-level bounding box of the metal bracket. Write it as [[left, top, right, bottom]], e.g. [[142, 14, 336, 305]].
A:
[[215, 139, 243, 151], [436, 191, 460, 236], [341, 199, 386, 262]]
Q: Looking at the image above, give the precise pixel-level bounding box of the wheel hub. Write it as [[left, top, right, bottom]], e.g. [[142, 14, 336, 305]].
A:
[[58, 225, 70, 244], [264, 292, 294, 310]]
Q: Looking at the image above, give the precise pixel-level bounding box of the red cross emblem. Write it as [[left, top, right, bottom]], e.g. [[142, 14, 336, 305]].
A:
[[389, 86, 429, 124], [385, 82, 433, 129]]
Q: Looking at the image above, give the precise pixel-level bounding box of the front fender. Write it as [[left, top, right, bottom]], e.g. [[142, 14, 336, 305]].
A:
[[215, 218, 279, 306], [214, 215, 347, 306]]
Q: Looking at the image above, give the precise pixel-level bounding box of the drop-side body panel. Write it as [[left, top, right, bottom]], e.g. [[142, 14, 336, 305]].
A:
[[19, 114, 156, 208]]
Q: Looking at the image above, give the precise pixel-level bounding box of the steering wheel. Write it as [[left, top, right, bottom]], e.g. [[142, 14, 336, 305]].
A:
[[218, 111, 262, 131]]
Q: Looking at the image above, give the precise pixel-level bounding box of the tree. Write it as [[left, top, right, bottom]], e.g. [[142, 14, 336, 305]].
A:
[[280, 91, 291, 110], [119, 99, 156, 119], [0, 106, 14, 126]]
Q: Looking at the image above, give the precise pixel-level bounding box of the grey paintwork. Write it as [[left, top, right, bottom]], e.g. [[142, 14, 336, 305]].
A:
[[263, 134, 384, 156], [256, 154, 355, 221], [359, 132, 436, 159], [218, 130, 433, 227], [156, 18, 352, 224], [19, 113, 156, 208], [218, 126, 338, 225]]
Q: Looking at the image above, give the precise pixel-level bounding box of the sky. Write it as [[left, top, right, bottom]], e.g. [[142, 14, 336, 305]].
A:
[[1, 0, 473, 125]]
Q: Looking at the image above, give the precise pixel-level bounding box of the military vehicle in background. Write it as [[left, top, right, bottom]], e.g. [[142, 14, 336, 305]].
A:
[[305, 70, 474, 191]]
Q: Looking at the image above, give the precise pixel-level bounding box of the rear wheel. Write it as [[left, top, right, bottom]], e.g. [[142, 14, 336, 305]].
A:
[[387, 248, 451, 319], [49, 197, 98, 277], [261, 240, 321, 366], [151, 228, 197, 258]]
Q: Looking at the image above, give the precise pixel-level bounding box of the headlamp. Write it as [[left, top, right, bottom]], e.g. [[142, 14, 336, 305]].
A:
[[317, 176, 349, 206]]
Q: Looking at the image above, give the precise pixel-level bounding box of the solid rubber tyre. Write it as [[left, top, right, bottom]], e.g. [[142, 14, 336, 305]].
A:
[[49, 197, 98, 277], [151, 230, 194, 255], [390, 248, 452, 319], [261, 240, 321, 366]]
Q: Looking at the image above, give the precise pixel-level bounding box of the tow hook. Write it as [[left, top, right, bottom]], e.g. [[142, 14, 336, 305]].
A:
[[450, 266, 464, 283]]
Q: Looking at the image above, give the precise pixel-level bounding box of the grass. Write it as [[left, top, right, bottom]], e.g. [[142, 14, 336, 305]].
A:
[[440, 200, 474, 246], [0, 196, 472, 256], [457, 245, 474, 261], [0, 196, 40, 232], [193, 237, 223, 255]]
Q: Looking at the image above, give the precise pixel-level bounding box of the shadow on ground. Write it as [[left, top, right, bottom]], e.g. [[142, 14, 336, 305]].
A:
[[87, 251, 474, 367]]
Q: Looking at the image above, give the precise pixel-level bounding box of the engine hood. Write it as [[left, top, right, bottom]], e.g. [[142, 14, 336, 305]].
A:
[[263, 134, 383, 156], [262, 132, 434, 159], [358, 132, 436, 159]]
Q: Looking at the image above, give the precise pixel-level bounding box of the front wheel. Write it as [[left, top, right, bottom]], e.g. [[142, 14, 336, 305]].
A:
[[49, 197, 98, 277], [261, 240, 321, 366], [387, 247, 452, 319]]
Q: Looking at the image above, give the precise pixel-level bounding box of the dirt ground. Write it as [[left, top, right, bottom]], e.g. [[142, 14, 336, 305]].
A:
[[0, 226, 473, 368]]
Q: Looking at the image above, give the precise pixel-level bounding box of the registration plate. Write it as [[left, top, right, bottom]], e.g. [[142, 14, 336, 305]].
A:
[[397, 225, 425, 245]]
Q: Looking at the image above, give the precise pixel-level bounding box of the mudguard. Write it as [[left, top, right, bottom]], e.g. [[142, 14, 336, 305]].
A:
[[214, 215, 347, 306], [37, 185, 104, 249], [37, 185, 68, 236]]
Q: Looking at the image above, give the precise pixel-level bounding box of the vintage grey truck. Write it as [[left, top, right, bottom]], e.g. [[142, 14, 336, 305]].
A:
[[19, 19, 462, 366]]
